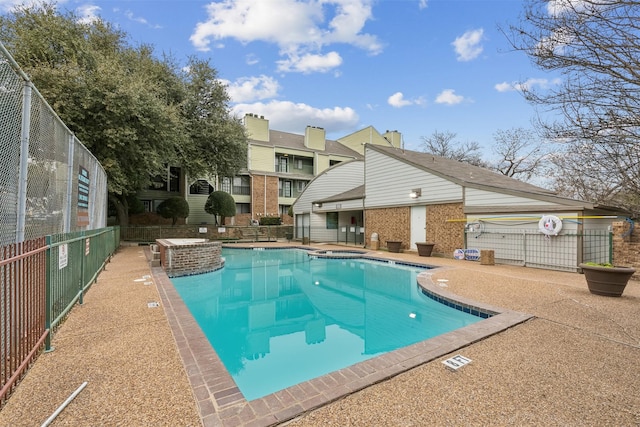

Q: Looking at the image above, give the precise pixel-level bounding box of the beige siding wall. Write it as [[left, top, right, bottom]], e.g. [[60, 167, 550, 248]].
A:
[[304, 126, 326, 150], [250, 145, 275, 172], [293, 161, 364, 214], [337, 127, 401, 155], [186, 194, 217, 224], [465, 187, 559, 207], [244, 114, 269, 141], [365, 148, 462, 208]]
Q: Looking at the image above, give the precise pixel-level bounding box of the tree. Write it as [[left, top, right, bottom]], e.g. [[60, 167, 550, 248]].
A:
[[180, 57, 247, 180], [491, 127, 549, 181], [503, 0, 640, 214], [0, 3, 248, 225], [205, 191, 236, 225], [157, 197, 189, 225], [419, 130, 488, 167]]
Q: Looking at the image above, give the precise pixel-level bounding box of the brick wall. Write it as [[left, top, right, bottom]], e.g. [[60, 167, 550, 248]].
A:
[[365, 207, 411, 250], [252, 174, 280, 218], [156, 239, 223, 277], [613, 220, 640, 279], [426, 203, 465, 257], [364, 203, 464, 256]]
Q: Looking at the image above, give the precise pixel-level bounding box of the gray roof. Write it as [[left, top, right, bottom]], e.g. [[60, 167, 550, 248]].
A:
[[368, 144, 557, 196], [315, 185, 365, 204], [251, 130, 363, 159]]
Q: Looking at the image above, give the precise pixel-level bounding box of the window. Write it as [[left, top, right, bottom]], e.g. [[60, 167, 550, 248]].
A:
[[297, 181, 306, 192], [236, 203, 251, 213], [295, 159, 303, 169], [142, 200, 152, 212], [189, 180, 213, 195], [280, 180, 292, 197], [233, 176, 251, 195], [221, 177, 231, 193], [278, 156, 289, 173], [326, 212, 338, 229]]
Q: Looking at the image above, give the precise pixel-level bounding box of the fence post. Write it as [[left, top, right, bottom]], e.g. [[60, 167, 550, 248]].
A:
[[16, 82, 32, 244], [64, 135, 75, 233], [44, 235, 53, 352], [79, 231, 85, 305]]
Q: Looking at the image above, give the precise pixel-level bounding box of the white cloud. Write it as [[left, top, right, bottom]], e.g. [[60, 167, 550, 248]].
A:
[[76, 4, 101, 24], [245, 54, 259, 66], [452, 28, 484, 61], [418, 0, 428, 9], [434, 89, 465, 105], [387, 92, 424, 108], [277, 51, 343, 74], [231, 100, 359, 134], [0, 0, 64, 12], [546, 0, 590, 17], [190, 0, 381, 74], [495, 78, 562, 92], [124, 10, 162, 29], [221, 75, 280, 103]]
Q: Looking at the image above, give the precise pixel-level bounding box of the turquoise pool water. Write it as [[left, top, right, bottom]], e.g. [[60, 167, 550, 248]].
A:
[[171, 248, 482, 400]]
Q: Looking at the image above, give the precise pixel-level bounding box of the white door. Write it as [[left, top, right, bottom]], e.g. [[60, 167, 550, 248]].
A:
[[410, 206, 427, 250]]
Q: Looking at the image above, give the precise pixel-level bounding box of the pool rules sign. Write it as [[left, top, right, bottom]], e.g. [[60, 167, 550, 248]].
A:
[[78, 166, 90, 227]]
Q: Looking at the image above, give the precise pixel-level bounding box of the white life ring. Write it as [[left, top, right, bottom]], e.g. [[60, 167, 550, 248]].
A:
[[538, 215, 563, 236]]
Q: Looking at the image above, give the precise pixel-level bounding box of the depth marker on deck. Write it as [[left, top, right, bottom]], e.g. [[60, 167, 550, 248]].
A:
[[442, 355, 472, 371]]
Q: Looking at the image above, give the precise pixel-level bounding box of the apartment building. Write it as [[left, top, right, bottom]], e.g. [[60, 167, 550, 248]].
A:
[[136, 113, 402, 225]]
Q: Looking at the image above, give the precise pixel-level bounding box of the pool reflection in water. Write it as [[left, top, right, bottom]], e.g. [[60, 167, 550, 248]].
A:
[[171, 248, 481, 401]]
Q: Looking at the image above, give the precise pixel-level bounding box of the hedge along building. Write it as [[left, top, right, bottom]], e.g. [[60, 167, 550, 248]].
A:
[[293, 144, 629, 272]]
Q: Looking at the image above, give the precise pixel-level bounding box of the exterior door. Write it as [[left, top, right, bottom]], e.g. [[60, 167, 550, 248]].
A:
[[410, 205, 427, 250]]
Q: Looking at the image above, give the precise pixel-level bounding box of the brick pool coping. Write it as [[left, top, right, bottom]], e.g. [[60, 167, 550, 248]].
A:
[[152, 247, 533, 427]]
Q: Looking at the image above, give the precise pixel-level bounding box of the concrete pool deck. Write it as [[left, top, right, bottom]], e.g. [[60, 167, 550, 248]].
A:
[[0, 242, 638, 426]]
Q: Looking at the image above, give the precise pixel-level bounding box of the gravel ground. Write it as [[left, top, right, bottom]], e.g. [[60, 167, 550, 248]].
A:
[[1, 243, 638, 426]]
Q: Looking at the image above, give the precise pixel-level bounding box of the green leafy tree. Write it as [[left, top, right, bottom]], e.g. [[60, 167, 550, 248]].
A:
[[0, 3, 248, 225], [204, 191, 236, 225], [157, 197, 189, 226]]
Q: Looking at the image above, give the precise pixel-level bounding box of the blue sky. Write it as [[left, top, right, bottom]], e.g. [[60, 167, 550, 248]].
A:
[[1, 0, 562, 156]]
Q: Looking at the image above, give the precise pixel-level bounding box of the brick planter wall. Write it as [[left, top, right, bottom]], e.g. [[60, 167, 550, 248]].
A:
[[156, 239, 223, 277]]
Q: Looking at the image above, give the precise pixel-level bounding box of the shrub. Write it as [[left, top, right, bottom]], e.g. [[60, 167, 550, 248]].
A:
[[156, 196, 189, 225], [259, 216, 282, 225], [205, 191, 236, 225]]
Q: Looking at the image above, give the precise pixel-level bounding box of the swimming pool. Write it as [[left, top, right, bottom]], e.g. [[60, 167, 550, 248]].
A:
[[171, 248, 483, 400]]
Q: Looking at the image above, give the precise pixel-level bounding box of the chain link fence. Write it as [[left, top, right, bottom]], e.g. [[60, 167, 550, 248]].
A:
[[0, 43, 107, 246]]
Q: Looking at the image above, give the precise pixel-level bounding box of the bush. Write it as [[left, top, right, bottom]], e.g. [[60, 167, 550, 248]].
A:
[[259, 216, 282, 225], [205, 191, 236, 225], [156, 196, 189, 225]]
